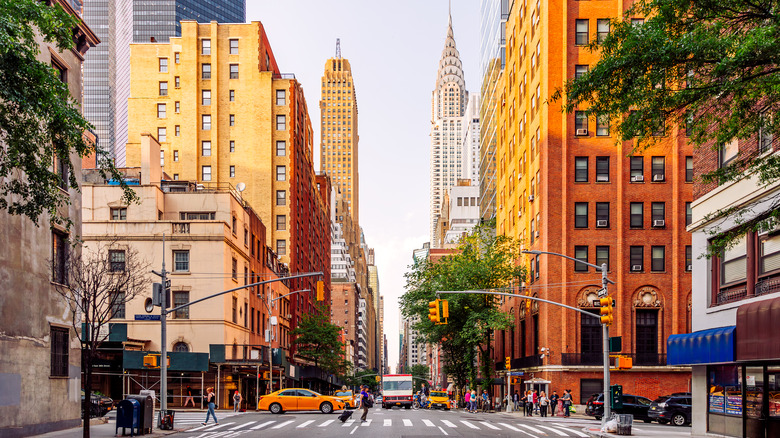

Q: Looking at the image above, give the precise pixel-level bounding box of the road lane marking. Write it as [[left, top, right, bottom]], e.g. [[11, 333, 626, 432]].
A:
[[230, 421, 255, 430], [318, 420, 335, 427], [271, 420, 293, 429], [350, 425, 359, 435], [481, 421, 501, 430], [422, 419, 435, 427], [461, 420, 480, 429], [538, 425, 569, 436], [342, 419, 355, 427], [223, 432, 247, 438], [552, 425, 589, 437], [383, 419, 391, 426], [360, 419, 372, 426], [403, 419, 412, 426], [518, 423, 546, 434], [205, 423, 233, 431], [297, 420, 315, 428], [438, 426, 449, 435], [441, 419, 457, 428], [250, 421, 275, 430], [499, 423, 526, 433]]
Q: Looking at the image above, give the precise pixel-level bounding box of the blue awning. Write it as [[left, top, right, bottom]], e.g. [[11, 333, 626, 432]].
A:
[[667, 326, 736, 365]]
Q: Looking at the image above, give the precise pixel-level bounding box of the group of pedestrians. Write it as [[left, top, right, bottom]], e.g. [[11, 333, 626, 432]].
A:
[[512, 388, 573, 417], [462, 389, 491, 413]]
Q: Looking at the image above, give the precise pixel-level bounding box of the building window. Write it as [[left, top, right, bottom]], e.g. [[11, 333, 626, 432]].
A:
[[596, 246, 610, 271], [230, 141, 235, 152], [174, 101, 180, 112], [575, 111, 588, 134], [160, 150, 164, 167], [173, 150, 179, 162], [174, 52, 180, 64], [276, 240, 286, 256], [575, 19, 589, 45], [229, 166, 235, 178], [173, 342, 188, 352], [574, 157, 588, 182], [651, 202, 665, 226], [159, 81, 168, 96], [276, 190, 286, 206], [202, 115, 211, 130], [174, 76, 180, 88], [276, 115, 286, 130], [232, 258, 238, 280], [157, 103, 166, 118], [276, 141, 286, 156], [276, 165, 286, 181], [685, 156, 693, 182], [630, 202, 644, 228], [686, 202, 692, 226], [630, 246, 644, 271], [595, 157, 609, 182], [574, 64, 588, 79], [276, 215, 286, 231], [759, 233, 780, 274], [596, 116, 609, 136], [597, 19, 610, 42], [173, 250, 190, 272], [201, 165, 211, 181], [50, 326, 69, 377], [574, 246, 589, 272], [721, 235, 747, 285], [685, 246, 692, 272], [229, 114, 235, 126], [175, 125, 180, 136], [229, 39, 239, 55], [159, 58, 168, 73], [596, 202, 609, 227], [202, 89, 211, 105], [201, 63, 211, 79], [720, 139, 739, 168], [201, 141, 211, 156], [52, 232, 68, 284], [232, 296, 237, 323], [111, 207, 127, 221], [157, 127, 166, 143], [109, 250, 126, 272], [630, 156, 644, 181], [574, 202, 588, 228], [110, 290, 125, 318], [276, 89, 286, 105], [651, 246, 665, 271], [201, 39, 211, 55], [229, 90, 235, 101], [229, 64, 239, 79], [651, 156, 666, 181]]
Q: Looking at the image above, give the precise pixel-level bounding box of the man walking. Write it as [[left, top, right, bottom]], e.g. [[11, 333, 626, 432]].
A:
[[184, 386, 195, 407], [359, 385, 370, 422], [562, 389, 573, 417]]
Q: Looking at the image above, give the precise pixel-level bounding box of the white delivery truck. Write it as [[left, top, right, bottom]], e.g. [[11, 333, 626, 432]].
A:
[[381, 374, 413, 409]]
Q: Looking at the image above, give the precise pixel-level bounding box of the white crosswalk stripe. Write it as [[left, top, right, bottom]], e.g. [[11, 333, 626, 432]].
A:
[[204, 422, 233, 431], [383, 419, 391, 426], [342, 419, 355, 427], [297, 420, 315, 428], [441, 419, 457, 428], [422, 419, 435, 427], [360, 419, 372, 426], [538, 425, 569, 436], [402, 419, 412, 426], [230, 421, 254, 430], [319, 419, 336, 427], [518, 423, 546, 434], [498, 422, 524, 433], [481, 421, 501, 430], [460, 420, 480, 429], [271, 420, 294, 429], [552, 424, 590, 437], [250, 421, 275, 430]]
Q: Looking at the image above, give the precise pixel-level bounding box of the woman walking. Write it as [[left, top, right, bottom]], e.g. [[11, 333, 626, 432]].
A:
[[202, 387, 218, 425], [539, 391, 549, 417], [471, 389, 478, 413], [464, 389, 471, 412], [525, 390, 534, 416]]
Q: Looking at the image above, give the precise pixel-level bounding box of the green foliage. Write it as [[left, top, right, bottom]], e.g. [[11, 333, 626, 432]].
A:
[[400, 220, 525, 392], [0, 0, 136, 229], [410, 364, 430, 393], [291, 303, 351, 379], [551, 0, 780, 254], [345, 369, 379, 392]]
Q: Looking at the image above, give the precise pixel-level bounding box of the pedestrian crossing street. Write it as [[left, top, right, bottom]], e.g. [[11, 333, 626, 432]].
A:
[[182, 416, 592, 437]]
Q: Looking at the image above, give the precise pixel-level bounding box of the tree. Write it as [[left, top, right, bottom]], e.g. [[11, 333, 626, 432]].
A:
[[400, 221, 525, 398], [52, 241, 150, 438], [345, 369, 379, 392], [410, 364, 430, 393], [0, 0, 136, 229], [291, 303, 351, 382], [552, 0, 780, 253]]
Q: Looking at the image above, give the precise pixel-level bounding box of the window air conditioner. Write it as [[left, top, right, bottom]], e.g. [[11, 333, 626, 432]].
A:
[[575, 129, 588, 136], [686, 265, 692, 271], [596, 175, 609, 182], [653, 174, 665, 182], [596, 220, 608, 227], [631, 265, 642, 271], [632, 175, 644, 182], [529, 195, 535, 202], [535, 231, 540, 238], [653, 219, 665, 227]]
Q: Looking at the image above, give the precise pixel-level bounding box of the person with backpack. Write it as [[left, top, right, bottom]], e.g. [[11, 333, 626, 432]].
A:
[[358, 385, 371, 422]]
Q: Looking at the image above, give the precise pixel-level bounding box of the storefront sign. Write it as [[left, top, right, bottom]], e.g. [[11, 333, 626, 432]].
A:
[[709, 394, 725, 413], [726, 394, 742, 415], [135, 314, 161, 321]]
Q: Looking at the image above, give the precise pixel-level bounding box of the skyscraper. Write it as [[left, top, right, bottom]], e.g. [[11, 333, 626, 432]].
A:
[[83, 0, 245, 167], [431, 13, 468, 247]]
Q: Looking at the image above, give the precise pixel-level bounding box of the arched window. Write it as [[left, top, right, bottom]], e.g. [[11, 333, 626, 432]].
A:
[[173, 342, 189, 352]]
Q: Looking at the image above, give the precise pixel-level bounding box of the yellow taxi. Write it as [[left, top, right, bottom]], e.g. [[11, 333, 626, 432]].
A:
[[333, 389, 357, 409], [429, 390, 450, 410], [258, 388, 346, 414]]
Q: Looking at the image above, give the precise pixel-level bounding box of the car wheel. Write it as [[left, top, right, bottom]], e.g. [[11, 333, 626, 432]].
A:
[[672, 413, 687, 426], [320, 402, 333, 414], [269, 403, 283, 414]]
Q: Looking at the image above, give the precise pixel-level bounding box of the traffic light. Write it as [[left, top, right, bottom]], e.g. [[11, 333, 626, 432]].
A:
[[316, 280, 324, 301], [261, 371, 270, 380], [505, 356, 511, 370], [599, 297, 614, 325], [375, 375, 381, 382], [615, 356, 633, 370], [441, 300, 449, 318], [610, 384, 623, 409], [428, 300, 440, 323]]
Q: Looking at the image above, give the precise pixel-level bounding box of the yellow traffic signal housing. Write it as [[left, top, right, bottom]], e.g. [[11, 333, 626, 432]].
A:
[[428, 300, 440, 323], [599, 297, 614, 325], [143, 354, 157, 368], [616, 356, 633, 370], [316, 281, 324, 301], [505, 356, 511, 370], [375, 375, 381, 382], [441, 300, 449, 318]]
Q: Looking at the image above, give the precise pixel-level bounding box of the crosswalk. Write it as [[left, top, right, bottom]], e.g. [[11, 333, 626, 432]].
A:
[[183, 417, 591, 437]]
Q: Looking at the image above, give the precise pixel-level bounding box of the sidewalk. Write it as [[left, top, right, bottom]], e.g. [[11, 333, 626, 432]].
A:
[[32, 409, 225, 438]]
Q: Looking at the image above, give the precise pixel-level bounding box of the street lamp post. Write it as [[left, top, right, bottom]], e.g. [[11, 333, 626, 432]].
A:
[[522, 250, 615, 426]]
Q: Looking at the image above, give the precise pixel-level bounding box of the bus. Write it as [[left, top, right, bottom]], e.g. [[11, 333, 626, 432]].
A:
[[381, 374, 413, 409]]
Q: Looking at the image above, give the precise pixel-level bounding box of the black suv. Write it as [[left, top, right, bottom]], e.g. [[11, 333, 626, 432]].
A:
[[585, 393, 654, 422], [648, 393, 692, 426]]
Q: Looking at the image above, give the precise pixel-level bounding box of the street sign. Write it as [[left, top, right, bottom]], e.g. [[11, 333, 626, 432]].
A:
[[507, 371, 524, 376], [164, 279, 171, 290], [135, 314, 161, 321], [598, 288, 607, 297]]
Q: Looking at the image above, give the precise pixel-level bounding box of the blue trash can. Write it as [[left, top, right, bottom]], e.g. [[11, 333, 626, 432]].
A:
[[116, 399, 140, 436]]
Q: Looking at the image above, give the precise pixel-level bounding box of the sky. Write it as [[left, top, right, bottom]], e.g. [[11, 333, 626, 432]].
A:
[[247, 0, 481, 371]]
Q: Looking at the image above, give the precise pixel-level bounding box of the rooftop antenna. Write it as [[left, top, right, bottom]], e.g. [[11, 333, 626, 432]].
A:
[[335, 38, 341, 58]]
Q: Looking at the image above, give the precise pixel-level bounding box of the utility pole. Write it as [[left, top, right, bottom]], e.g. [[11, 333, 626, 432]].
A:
[[160, 233, 168, 414], [601, 262, 611, 422]]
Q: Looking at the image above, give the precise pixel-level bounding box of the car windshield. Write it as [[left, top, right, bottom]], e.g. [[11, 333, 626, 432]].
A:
[[335, 391, 352, 397], [431, 391, 446, 397], [384, 380, 412, 391]]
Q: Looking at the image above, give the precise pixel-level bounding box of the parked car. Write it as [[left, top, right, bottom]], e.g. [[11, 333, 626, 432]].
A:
[[258, 388, 346, 414], [585, 393, 654, 422], [648, 393, 692, 426], [81, 391, 114, 417]]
